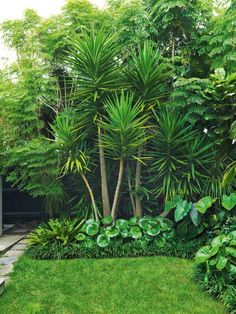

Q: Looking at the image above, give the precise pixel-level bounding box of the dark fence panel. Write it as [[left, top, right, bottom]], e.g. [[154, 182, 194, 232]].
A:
[[2, 179, 44, 224]]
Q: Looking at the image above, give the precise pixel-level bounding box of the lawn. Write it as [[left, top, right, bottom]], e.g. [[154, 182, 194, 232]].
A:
[[0, 256, 226, 314]]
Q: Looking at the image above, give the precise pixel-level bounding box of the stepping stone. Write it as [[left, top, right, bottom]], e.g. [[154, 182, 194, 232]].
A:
[[4, 250, 24, 257], [0, 256, 18, 266], [0, 235, 25, 253], [0, 265, 13, 276], [11, 243, 27, 251]]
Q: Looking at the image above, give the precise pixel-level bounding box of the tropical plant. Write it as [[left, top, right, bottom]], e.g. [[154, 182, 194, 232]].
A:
[[65, 28, 122, 217], [123, 40, 172, 217], [194, 217, 236, 313], [28, 218, 84, 246], [149, 109, 217, 201], [51, 110, 99, 221], [101, 92, 148, 220], [164, 193, 236, 240]]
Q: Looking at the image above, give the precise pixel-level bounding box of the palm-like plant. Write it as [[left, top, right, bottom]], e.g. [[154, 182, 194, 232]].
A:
[[123, 41, 172, 216], [67, 28, 121, 101], [149, 109, 217, 201], [51, 110, 99, 221], [65, 28, 123, 217], [123, 41, 172, 104], [101, 92, 148, 220]]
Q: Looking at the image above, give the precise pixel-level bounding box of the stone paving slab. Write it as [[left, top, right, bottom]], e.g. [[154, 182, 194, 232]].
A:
[[4, 250, 25, 257], [0, 256, 19, 266], [0, 235, 25, 253], [0, 265, 13, 276], [0, 238, 27, 296]]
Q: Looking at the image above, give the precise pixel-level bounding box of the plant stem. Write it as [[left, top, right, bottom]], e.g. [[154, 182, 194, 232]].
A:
[[127, 169, 136, 215], [98, 126, 111, 217], [111, 159, 124, 221], [171, 35, 175, 64], [81, 173, 99, 222], [135, 146, 142, 217]]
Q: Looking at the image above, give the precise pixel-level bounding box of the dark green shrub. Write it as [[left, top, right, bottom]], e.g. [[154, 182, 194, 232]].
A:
[[27, 238, 202, 260], [194, 218, 236, 313]]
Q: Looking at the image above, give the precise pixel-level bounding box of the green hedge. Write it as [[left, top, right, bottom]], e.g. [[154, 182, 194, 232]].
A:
[[27, 239, 202, 260]]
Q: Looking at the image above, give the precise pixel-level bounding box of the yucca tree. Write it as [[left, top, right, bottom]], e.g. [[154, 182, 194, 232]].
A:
[[101, 92, 149, 221], [65, 28, 123, 217], [123, 41, 172, 217], [51, 110, 99, 221], [149, 109, 217, 202]]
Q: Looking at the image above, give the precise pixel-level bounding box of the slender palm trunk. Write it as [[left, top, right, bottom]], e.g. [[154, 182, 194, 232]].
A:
[[171, 36, 175, 64], [98, 127, 111, 216], [111, 159, 124, 221], [81, 173, 99, 222], [127, 171, 136, 215], [135, 146, 142, 217]]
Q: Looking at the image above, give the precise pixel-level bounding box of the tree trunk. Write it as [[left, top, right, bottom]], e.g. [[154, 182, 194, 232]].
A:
[[81, 173, 99, 222], [127, 172, 136, 216], [135, 146, 142, 217], [111, 159, 124, 221], [98, 127, 111, 217], [171, 36, 175, 64]]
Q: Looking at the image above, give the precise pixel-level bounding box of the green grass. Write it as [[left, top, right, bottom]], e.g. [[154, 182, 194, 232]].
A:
[[0, 256, 226, 314]]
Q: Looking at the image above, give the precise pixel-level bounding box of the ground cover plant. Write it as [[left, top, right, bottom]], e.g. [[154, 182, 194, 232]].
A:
[[0, 0, 236, 312], [0, 256, 227, 314]]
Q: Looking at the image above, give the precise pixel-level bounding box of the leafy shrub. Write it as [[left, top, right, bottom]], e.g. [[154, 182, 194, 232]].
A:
[[194, 218, 236, 313], [164, 193, 236, 240], [28, 218, 84, 246], [29, 215, 174, 247], [27, 215, 205, 260]]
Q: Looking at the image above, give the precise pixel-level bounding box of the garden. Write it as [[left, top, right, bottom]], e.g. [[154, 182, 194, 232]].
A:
[[0, 0, 235, 313]]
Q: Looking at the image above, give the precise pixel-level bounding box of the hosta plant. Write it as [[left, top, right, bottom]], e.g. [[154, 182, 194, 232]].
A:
[[77, 215, 175, 248]]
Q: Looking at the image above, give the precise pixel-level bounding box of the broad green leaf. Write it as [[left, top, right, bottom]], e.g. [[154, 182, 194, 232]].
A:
[[146, 225, 161, 236], [164, 195, 182, 213], [195, 245, 218, 264], [226, 247, 236, 258], [160, 218, 173, 231], [222, 192, 236, 210], [75, 233, 86, 241], [105, 225, 120, 238], [97, 234, 110, 248], [190, 204, 201, 226], [211, 235, 228, 248], [139, 217, 150, 230], [102, 216, 113, 225], [174, 200, 192, 222], [120, 228, 129, 238], [216, 256, 228, 270], [86, 222, 99, 236], [116, 219, 128, 230], [130, 226, 142, 239], [195, 196, 216, 214], [129, 216, 138, 226]]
